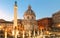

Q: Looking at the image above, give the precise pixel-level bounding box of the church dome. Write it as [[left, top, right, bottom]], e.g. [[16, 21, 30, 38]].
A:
[[24, 5, 36, 20], [24, 5, 36, 17]]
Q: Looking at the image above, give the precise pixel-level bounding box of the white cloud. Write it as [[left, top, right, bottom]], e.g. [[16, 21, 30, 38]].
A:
[[0, 9, 13, 21]]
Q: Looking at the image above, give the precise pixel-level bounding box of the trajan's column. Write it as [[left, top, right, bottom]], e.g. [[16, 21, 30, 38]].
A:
[[14, 1, 17, 27], [13, 1, 18, 38]]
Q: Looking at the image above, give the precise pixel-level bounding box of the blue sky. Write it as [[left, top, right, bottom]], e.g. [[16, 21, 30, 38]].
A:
[[0, 0, 60, 21]]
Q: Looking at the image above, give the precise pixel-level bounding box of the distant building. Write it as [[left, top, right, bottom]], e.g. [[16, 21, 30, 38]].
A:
[[52, 11, 60, 32], [37, 18, 52, 30]]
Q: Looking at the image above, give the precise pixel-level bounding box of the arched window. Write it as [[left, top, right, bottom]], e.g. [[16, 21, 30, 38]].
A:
[[32, 17, 33, 19]]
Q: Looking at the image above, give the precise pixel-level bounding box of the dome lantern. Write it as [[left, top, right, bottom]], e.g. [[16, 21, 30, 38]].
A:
[[28, 5, 31, 10]]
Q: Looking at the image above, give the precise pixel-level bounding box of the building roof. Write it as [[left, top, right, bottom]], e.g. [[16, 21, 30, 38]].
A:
[[53, 10, 60, 16], [0, 19, 23, 24], [0, 19, 6, 22]]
